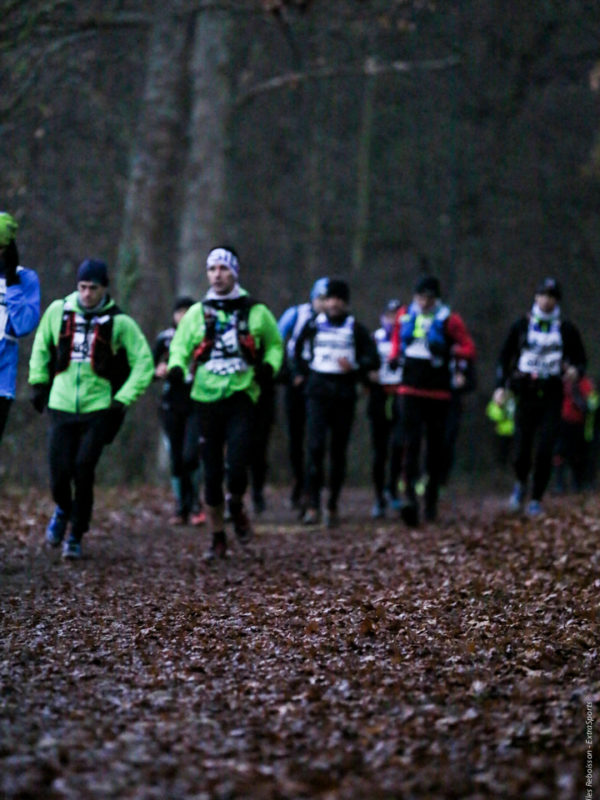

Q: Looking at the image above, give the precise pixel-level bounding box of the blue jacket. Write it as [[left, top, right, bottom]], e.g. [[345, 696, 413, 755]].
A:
[[0, 267, 41, 398]]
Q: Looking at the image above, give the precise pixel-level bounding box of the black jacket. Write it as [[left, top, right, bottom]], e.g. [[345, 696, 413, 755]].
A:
[[495, 315, 586, 390], [294, 312, 380, 399]]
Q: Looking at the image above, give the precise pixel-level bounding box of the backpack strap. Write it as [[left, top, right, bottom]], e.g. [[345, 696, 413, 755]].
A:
[[55, 306, 77, 374], [53, 299, 129, 394]]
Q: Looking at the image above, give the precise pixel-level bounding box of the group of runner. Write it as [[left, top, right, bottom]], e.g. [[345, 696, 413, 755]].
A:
[[0, 210, 592, 560]]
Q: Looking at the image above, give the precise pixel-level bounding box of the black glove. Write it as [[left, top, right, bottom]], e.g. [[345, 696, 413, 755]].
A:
[[254, 362, 274, 387], [30, 383, 50, 414], [167, 366, 184, 385], [388, 358, 399, 372], [104, 399, 127, 445], [3, 241, 20, 286]]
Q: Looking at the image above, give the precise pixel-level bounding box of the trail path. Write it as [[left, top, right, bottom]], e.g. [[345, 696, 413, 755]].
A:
[[1, 486, 597, 799]]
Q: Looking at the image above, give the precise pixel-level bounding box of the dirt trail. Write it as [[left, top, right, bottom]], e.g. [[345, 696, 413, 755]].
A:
[[1, 486, 598, 799]]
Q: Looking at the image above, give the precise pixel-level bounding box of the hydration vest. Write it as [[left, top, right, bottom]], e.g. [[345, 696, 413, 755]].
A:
[[198, 295, 259, 377], [517, 312, 563, 379], [399, 302, 457, 393], [309, 312, 357, 374], [54, 300, 130, 393]]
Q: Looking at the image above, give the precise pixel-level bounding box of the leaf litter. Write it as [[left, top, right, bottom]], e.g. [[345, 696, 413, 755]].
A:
[[0, 486, 598, 798]]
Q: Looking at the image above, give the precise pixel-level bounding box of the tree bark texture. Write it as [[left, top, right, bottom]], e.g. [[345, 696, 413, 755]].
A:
[[117, 14, 191, 333], [177, 10, 232, 297]]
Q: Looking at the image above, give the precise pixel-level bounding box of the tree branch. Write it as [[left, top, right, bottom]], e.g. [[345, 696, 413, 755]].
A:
[[234, 55, 461, 106]]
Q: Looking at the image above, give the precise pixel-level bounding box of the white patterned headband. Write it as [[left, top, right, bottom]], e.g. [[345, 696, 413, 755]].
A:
[[206, 248, 239, 277]]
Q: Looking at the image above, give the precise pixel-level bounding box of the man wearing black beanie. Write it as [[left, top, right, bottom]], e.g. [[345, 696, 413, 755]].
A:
[[389, 274, 476, 526], [293, 278, 380, 527], [494, 277, 587, 516], [29, 259, 154, 559]]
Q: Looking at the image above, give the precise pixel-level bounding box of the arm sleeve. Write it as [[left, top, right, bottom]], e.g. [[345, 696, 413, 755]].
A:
[[292, 319, 313, 377], [167, 304, 203, 374], [388, 308, 404, 361], [28, 300, 62, 385], [6, 269, 41, 338], [495, 319, 523, 388], [152, 332, 168, 366], [113, 317, 155, 406], [446, 313, 476, 360], [354, 322, 381, 375], [277, 306, 298, 339], [252, 304, 284, 375], [562, 321, 587, 377]]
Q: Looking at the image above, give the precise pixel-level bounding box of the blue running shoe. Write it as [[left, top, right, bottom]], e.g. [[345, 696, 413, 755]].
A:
[[62, 537, 82, 560], [526, 500, 543, 517], [371, 500, 386, 519], [46, 508, 68, 547], [508, 482, 525, 512], [387, 496, 402, 513]]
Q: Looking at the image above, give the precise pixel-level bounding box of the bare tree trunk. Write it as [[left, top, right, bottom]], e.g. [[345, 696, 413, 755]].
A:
[[115, 11, 191, 482], [117, 13, 190, 332], [303, 19, 325, 281], [177, 10, 231, 296], [351, 60, 376, 275]]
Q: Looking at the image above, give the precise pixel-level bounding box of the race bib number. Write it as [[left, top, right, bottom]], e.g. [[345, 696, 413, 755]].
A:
[[517, 349, 562, 378], [204, 322, 249, 376], [70, 320, 94, 363]]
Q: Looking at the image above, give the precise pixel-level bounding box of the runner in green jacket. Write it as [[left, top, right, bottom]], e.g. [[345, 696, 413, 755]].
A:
[[168, 246, 283, 560], [29, 259, 154, 559]]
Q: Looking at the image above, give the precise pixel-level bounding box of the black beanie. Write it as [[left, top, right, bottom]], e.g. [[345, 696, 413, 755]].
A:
[[535, 277, 561, 301], [326, 279, 350, 303], [77, 259, 109, 286], [415, 275, 440, 297], [173, 296, 196, 312]]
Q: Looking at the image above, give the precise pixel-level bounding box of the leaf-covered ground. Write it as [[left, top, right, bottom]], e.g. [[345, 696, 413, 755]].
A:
[[1, 485, 598, 799]]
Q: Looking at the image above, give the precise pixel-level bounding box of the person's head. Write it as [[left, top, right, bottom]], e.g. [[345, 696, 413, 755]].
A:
[[414, 275, 441, 312], [534, 277, 561, 313], [206, 246, 239, 295], [77, 259, 109, 309], [324, 279, 350, 318], [173, 296, 195, 327], [310, 277, 329, 313], [381, 298, 401, 331]]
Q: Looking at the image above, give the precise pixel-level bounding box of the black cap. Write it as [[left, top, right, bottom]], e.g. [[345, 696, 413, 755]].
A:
[[415, 275, 440, 297], [326, 279, 350, 303], [173, 296, 196, 312], [77, 259, 109, 287], [535, 277, 561, 300]]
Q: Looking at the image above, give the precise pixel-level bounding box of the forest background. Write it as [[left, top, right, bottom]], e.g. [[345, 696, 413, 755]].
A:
[[2, 0, 600, 489]]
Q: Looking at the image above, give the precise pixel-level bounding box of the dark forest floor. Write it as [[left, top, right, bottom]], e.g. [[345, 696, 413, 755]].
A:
[[1, 484, 598, 799]]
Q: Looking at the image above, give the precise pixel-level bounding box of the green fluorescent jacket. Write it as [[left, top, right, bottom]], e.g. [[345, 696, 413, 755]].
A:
[[167, 288, 283, 403], [28, 291, 154, 413]]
